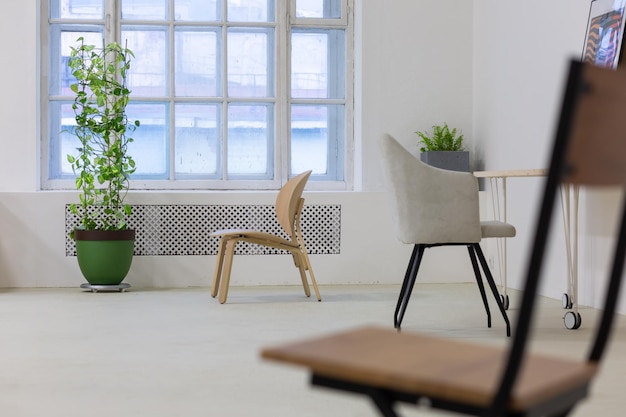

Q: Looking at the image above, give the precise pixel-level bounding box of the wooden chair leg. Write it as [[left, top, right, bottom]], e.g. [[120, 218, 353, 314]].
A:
[[294, 252, 312, 297], [211, 237, 228, 297], [303, 251, 321, 301], [293, 227, 321, 301], [291, 251, 302, 268], [218, 239, 238, 304]]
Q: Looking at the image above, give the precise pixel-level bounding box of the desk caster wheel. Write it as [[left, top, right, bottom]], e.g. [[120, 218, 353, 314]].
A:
[[500, 293, 510, 310], [562, 293, 573, 309], [564, 311, 582, 329]]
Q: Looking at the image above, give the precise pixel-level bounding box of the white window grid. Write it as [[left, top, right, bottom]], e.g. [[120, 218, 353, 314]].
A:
[[41, 0, 354, 191]]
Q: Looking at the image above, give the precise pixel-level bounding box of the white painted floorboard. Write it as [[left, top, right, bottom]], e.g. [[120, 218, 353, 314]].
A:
[[0, 284, 624, 417]]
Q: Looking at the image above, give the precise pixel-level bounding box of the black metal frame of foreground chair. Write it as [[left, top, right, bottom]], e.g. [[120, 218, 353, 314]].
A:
[[261, 59, 626, 417], [210, 170, 321, 304], [380, 134, 515, 337]]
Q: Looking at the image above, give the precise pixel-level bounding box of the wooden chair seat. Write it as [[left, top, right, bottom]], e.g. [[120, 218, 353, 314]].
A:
[[262, 326, 597, 413], [211, 229, 300, 250]]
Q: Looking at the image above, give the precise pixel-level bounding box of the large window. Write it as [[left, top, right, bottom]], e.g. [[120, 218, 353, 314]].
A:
[[42, 0, 353, 190]]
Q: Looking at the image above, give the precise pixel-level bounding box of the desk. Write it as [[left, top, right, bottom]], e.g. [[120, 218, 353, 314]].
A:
[[473, 169, 581, 329]]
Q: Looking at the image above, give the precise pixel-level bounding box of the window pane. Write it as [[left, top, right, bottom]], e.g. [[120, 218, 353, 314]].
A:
[[50, 29, 103, 96], [228, 29, 273, 98], [122, 0, 167, 20], [295, 0, 341, 18], [291, 104, 344, 178], [50, 0, 103, 19], [228, 104, 272, 176], [122, 28, 169, 97], [292, 29, 345, 99], [227, 0, 272, 22], [175, 29, 220, 97], [175, 104, 220, 176], [175, 0, 219, 21], [127, 103, 169, 178], [51, 101, 81, 178], [43, 0, 352, 188]]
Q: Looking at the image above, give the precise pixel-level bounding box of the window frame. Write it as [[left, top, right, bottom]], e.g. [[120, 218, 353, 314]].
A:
[[41, 0, 353, 191]]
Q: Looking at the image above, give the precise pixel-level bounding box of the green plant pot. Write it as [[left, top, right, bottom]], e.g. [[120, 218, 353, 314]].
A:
[[74, 229, 135, 286]]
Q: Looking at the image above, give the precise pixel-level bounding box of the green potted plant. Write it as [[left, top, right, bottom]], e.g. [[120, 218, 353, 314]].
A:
[[415, 122, 469, 172], [66, 37, 140, 289]]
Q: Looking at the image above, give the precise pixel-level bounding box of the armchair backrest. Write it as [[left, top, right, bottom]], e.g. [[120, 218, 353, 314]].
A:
[[380, 134, 482, 244]]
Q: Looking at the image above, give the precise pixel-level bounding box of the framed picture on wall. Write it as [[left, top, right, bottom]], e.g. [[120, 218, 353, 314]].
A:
[[582, 0, 626, 68]]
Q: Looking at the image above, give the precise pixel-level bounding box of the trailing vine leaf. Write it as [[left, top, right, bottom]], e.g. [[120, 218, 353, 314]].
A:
[[67, 37, 140, 232]]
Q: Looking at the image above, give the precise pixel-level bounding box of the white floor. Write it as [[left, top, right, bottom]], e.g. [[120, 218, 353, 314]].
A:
[[0, 284, 624, 417]]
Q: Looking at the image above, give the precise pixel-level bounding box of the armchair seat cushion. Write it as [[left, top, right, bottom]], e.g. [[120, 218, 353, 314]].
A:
[[480, 220, 516, 238]]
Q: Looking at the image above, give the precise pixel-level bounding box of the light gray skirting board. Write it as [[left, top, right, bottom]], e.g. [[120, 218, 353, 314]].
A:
[[65, 204, 341, 256]]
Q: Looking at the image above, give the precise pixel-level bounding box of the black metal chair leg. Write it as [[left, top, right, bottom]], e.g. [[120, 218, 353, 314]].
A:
[[551, 409, 575, 417], [473, 244, 511, 337], [467, 245, 492, 328], [394, 245, 425, 329], [369, 390, 401, 417], [394, 245, 419, 327]]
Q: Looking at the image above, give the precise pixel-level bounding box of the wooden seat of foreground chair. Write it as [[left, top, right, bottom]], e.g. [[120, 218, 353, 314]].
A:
[[261, 60, 626, 416], [210, 170, 321, 304], [262, 326, 596, 416]]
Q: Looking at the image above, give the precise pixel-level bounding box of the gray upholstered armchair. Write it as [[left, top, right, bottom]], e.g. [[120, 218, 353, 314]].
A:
[[380, 134, 515, 335]]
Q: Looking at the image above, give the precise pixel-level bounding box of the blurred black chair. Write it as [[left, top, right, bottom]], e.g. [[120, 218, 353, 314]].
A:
[[262, 59, 626, 417]]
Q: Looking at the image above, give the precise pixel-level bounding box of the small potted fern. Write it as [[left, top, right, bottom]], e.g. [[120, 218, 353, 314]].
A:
[[415, 123, 469, 172]]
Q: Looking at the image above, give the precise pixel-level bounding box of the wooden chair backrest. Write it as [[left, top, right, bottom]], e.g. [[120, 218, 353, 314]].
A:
[[563, 63, 626, 186], [490, 60, 626, 415], [275, 171, 312, 240]]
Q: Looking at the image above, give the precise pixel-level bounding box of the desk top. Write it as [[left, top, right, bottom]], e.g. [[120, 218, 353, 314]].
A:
[[473, 168, 547, 178]]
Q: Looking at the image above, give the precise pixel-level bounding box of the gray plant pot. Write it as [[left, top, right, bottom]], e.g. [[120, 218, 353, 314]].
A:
[[420, 151, 470, 172]]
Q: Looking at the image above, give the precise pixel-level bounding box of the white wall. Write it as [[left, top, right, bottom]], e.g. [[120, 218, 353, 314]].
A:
[[473, 0, 626, 313], [2, 1, 622, 313], [0, 191, 413, 288], [0, 1, 479, 290], [359, 0, 474, 190], [0, 1, 38, 192]]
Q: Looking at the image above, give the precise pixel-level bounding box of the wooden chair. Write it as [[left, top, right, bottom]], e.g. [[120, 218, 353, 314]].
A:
[[261, 60, 626, 416], [210, 170, 321, 304], [380, 134, 516, 335]]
